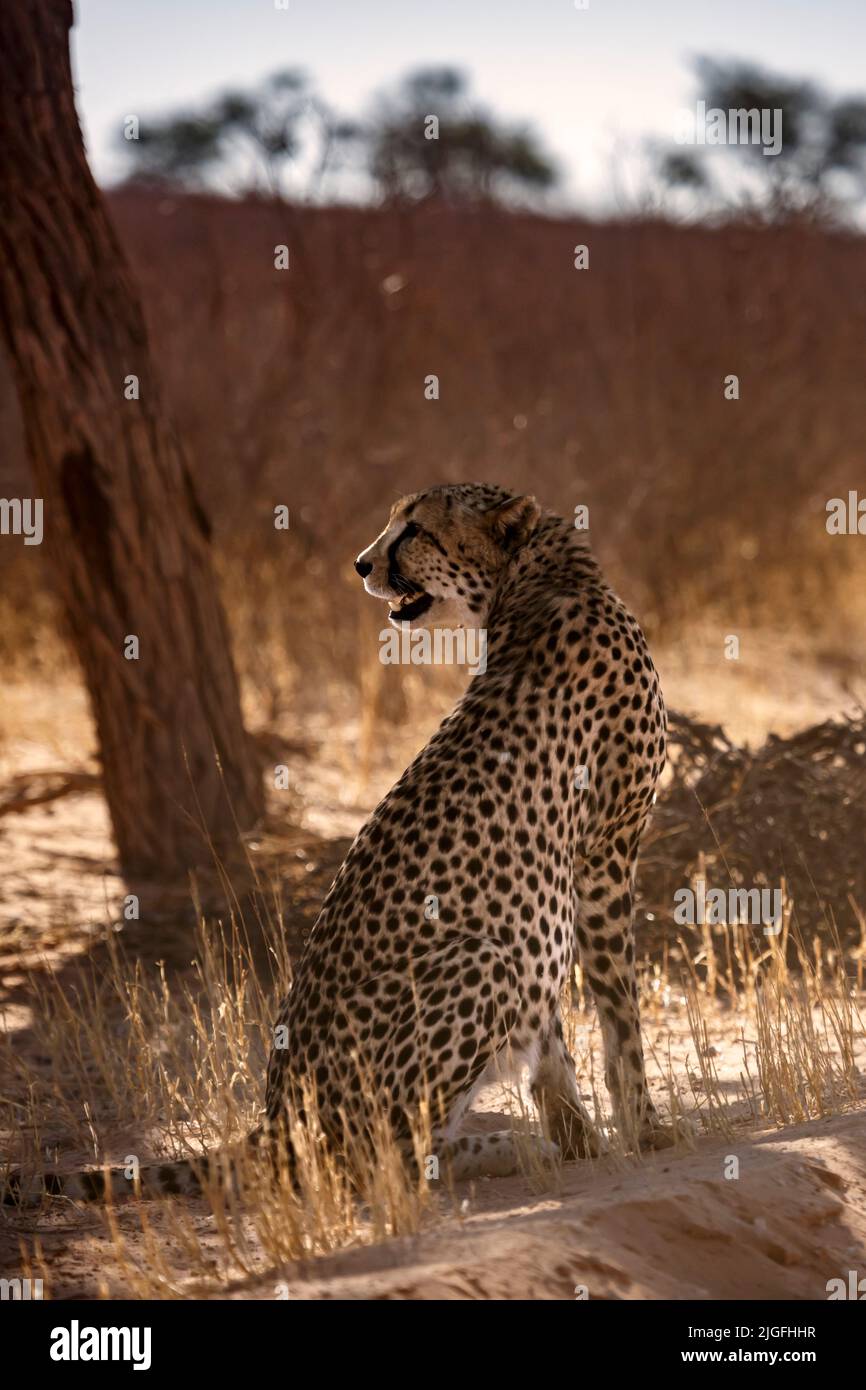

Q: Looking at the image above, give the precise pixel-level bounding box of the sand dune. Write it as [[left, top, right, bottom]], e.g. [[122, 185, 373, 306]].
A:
[[262, 1110, 866, 1301]]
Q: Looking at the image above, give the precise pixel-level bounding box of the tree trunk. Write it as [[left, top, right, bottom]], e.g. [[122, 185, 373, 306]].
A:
[[0, 0, 264, 878]]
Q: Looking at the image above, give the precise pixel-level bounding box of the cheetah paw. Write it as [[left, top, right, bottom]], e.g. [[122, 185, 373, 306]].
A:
[[639, 1114, 697, 1152]]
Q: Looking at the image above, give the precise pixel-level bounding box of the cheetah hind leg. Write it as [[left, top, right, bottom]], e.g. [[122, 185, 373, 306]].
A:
[[431, 1129, 560, 1182]]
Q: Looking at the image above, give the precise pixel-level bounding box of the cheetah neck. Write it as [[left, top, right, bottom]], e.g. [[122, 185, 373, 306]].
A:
[[491, 509, 601, 620]]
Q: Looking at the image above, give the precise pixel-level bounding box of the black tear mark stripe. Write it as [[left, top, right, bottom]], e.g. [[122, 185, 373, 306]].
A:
[[387, 524, 418, 593], [387, 522, 447, 588], [386, 525, 415, 574]]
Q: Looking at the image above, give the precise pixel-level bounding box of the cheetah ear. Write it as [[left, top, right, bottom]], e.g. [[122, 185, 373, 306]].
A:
[[484, 495, 541, 552]]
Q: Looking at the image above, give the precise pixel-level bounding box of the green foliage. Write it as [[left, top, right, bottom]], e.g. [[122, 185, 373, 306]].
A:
[[119, 69, 348, 195], [696, 58, 820, 166], [118, 65, 556, 206], [369, 67, 556, 203], [132, 115, 225, 181], [659, 57, 866, 219], [660, 152, 708, 190]]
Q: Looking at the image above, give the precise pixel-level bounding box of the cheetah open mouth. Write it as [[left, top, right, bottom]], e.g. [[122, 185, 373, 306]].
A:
[[387, 592, 434, 623]]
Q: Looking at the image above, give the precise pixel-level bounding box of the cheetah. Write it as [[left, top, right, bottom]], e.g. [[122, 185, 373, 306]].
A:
[[5, 483, 673, 1203], [263, 482, 673, 1180]]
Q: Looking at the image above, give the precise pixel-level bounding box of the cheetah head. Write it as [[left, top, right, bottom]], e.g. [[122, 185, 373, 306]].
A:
[[354, 484, 541, 629]]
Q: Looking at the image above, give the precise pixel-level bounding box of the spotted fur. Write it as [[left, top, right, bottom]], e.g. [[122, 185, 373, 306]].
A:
[[266, 483, 672, 1178]]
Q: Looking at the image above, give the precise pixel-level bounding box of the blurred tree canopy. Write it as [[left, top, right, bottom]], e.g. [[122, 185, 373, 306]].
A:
[[368, 67, 555, 202], [660, 57, 866, 219], [120, 69, 362, 196], [118, 65, 556, 205]]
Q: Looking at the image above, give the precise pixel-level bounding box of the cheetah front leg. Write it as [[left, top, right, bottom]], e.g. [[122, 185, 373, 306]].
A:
[[575, 839, 674, 1151], [530, 1018, 603, 1160]]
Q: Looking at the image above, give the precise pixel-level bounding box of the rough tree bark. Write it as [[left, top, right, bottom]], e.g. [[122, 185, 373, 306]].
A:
[[0, 0, 264, 877]]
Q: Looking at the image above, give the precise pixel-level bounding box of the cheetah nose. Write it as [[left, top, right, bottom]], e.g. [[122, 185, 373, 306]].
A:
[[355, 558, 373, 578]]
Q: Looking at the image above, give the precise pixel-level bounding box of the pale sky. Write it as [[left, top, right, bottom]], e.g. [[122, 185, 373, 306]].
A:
[[72, 0, 866, 210]]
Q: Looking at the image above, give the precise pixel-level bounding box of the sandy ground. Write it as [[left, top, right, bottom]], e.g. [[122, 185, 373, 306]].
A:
[[2, 953, 863, 1299], [2, 649, 865, 1300], [263, 1109, 866, 1301], [4, 1096, 864, 1301]]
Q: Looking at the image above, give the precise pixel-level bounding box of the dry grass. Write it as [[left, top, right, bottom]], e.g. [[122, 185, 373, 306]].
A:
[[2, 192, 866, 699], [2, 673, 865, 1298], [2, 836, 863, 1298], [1, 904, 443, 1297]]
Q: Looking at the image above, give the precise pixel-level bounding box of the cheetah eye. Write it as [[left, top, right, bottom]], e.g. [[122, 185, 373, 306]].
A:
[[401, 520, 437, 546], [403, 521, 445, 554]]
